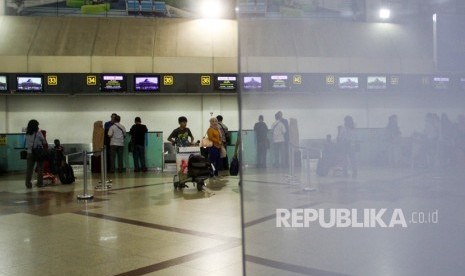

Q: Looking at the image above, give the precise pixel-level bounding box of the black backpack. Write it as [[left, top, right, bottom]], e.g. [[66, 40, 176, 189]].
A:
[[59, 163, 75, 184], [188, 154, 212, 177]]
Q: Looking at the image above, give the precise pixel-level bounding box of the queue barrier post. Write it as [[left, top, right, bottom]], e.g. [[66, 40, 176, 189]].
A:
[[77, 150, 94, 200], [96, 146, 112, 190]]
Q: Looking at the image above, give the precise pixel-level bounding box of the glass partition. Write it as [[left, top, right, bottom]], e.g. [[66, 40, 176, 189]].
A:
[[238, 3, 465, 276]]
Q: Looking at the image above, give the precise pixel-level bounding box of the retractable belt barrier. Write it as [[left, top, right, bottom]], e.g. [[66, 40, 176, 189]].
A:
[[65, 147, 112, 200], [284, 144, 318, 192]]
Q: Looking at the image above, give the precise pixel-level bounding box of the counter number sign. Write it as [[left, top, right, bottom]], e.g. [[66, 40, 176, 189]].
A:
[[48, 75, 58, 86], [201, 76, 211, 86], [87, 75, 97, 86], [164, 76, 174, 86]]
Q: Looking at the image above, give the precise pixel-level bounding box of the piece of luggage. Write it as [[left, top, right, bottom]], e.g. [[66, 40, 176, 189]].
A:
[[91, 155, 101, 173], [221, 155, 229, 170], [43, 172, 57, 186], [187, 154, 212, 178], [229, 156, 239, 176], [59, 163, 75, 184]]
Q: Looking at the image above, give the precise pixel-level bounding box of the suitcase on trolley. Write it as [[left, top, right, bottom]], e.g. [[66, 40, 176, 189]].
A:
[[188, 154, 212, 178]]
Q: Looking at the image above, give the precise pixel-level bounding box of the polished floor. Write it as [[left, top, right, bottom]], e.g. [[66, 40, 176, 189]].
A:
[[0, 168, 242, 276], [1, 163, 465, 276]]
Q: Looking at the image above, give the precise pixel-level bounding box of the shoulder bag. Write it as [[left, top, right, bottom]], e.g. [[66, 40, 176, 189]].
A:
[[201, 131, 213, 148], [32, 133, 49, 161]]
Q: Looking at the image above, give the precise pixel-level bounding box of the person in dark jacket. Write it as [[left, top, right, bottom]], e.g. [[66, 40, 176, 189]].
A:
[[129, 117, 148, 172], [25, 119, 47, 188], [254, 115, 269, 168]]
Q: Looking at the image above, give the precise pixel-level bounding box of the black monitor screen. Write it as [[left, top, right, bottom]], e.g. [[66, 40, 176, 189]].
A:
[[100, 75, 126, 92], [432, 77, 450, 90], [243, 76, 262, 90], [270, 75, 289, 89], [367, 76, 387, 89], [134, 76, 160, 92], [215, 76, 237, 90], [339, 77, 359, 89], [0, 76, 7, 91], [16, 76, 43, 92]]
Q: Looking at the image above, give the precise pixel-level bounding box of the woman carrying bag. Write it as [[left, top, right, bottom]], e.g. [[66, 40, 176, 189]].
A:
[[25, 119, 47, 188], [207, 117, 223, 178]]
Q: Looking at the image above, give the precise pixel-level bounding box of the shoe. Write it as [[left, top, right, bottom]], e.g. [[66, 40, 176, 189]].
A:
[[25, 182, 32, 189], [142, 168, 148, 172], [134, 169, 140, 172]]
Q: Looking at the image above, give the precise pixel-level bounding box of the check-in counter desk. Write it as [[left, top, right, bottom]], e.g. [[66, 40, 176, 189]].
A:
[[0, 131, 164, 173]]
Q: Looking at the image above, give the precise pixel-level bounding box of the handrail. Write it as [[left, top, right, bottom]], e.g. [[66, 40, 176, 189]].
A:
[[64, 151, 83, 165]]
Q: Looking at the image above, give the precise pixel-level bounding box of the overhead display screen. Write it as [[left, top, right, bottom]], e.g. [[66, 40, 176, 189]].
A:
[[0, 76, 7, 91], [4, 73, 465, 94], [134, 76, 160, 92], [460, 77, 465, 91], [100, 75, 126, 92], [367, 76, 387, 89], [243, 76, 263, 91], [214, 76, 237, 91], [432, 77, 450, 90], [338, 77, 359, 90], [270, 75, 289, 89], [16, 76, 43, 92]]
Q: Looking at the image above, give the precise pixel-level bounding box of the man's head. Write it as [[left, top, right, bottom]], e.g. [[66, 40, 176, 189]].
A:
[[178, 116, 187, 128], [115, 115, 121, 123], [216, 115, 223, 122], [258, 115, 264, 122], [135, 117, 141, 124], [111, 113, 117, 122]]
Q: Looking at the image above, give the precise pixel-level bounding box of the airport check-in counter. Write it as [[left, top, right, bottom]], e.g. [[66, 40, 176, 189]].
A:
[[0, 131, 164, 173]]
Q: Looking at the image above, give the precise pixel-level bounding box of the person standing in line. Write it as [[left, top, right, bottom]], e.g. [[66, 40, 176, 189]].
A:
[[271, 112, 287, 168], [108, 115, 126, 173], [216, 115, 230, 170], [104, 113, 117, 171], [25, 119, 47, 188], [277, 111, 289, 168], [254, 115, 269, 168], [129, 116, 148, 172], [207, 117, 223, 178], [340, 115, 358, 178], [385, 114, 402, 168]]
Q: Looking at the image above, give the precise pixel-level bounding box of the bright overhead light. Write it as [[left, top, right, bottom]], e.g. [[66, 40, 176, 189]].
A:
[[200, 0, 223, 18], [379, 8, 391, 20]]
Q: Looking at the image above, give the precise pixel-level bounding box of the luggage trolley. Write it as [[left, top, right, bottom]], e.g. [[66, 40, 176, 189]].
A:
[[173, 146, 213, 191]]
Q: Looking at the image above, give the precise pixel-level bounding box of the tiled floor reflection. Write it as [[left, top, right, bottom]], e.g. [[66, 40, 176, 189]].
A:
[[0, 170, 242, 276], [2, 164, 465, 276], [242, 165, 465, 276]]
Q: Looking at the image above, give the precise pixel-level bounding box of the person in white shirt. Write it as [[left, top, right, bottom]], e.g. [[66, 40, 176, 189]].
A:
[[271, 112, 287, 168], [108, 115, 126, 173]]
